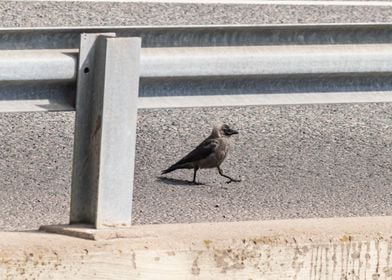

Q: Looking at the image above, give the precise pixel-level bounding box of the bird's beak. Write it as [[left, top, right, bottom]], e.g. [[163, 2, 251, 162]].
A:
[[227, 128, 238, 135]]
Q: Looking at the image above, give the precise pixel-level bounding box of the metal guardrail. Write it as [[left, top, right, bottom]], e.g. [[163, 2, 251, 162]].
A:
[[3, 24, 392, 112], [2, 23, 392, 228]]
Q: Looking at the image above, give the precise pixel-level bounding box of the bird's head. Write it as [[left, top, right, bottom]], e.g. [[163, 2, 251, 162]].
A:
[[212, 123, 238, 138]]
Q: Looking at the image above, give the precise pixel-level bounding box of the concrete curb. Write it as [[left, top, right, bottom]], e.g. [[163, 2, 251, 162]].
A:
[[1, 216, 392, 279]]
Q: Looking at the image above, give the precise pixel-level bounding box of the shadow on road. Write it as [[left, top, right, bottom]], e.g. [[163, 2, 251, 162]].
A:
[[156, 176, 205, 186]]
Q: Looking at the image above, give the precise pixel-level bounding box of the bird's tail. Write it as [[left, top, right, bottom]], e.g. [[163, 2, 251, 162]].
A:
[[161, 164, 178, 175]]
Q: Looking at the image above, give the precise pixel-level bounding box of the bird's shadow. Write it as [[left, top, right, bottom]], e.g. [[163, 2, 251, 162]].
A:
[[156, 176, 206, 186]]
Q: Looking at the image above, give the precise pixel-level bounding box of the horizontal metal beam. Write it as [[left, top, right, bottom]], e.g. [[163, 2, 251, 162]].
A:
[[2, 24, 392, 112], [2, 44, 392, 81], [0, 44, 392, 83], [0, 83, 75, 112], [3, 90, 392, 112], [138, 91, 392, 108], [0, 50, 77, 82], [141, 44, 392, 77], [2, 23, 392, 50]]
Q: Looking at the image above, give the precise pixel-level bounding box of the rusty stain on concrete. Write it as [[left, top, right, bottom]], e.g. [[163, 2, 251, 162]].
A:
[[340, 235, 352, 242], [309, 244, 314, 278], [3, 239, 392, 279], [383, 267, 392, 277], [372, 273, 381, 280], [291, 244, 306, 279], [387, 241, 392, 268], [131, 251, 136, 269], [332, 244, 337, 276], [357, 242, 363, 278], [191, 252, 201, 276], [375, 239, 380, 275], [3, 218, 392, 279], [212, 240, 270, 274], [203, 240, 212, 249], [324, 246, 329, 279]]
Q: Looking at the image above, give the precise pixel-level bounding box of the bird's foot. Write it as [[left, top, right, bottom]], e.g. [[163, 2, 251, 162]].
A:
[[225, 178, 241, 184], [192, 181, 204, 185]]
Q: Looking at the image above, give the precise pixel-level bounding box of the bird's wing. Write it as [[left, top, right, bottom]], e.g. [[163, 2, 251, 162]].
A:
[[174, 138, 219, 165]]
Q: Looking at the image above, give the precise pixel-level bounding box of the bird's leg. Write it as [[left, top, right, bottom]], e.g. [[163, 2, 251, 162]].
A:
[[192, 167, 199, 184], [217, 167, 241, 184]]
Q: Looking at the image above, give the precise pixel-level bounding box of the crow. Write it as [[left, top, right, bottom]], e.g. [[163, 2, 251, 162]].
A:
[[161, 123, 241, 184]]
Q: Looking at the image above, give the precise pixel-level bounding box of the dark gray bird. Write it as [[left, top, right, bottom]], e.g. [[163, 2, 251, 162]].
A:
[[162, 123, 241, 184]]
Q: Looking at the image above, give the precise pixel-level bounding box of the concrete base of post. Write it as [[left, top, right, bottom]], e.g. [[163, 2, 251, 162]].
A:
[[39, 224, 157, 241], [2, 216, 392, 279]]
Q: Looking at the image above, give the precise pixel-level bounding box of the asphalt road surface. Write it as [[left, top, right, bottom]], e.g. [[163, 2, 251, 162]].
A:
[[1, 1, 392, 231]]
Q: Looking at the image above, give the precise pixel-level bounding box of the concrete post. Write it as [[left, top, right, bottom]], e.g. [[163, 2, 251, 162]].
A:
[[70, 33, 141, 228]]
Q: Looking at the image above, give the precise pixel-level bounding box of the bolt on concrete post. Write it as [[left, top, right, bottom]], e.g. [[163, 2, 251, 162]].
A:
[[70, 33, 141, 228]]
